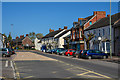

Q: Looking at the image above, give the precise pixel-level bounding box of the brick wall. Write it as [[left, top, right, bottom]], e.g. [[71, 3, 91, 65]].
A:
[[22, 36, 33, 46]]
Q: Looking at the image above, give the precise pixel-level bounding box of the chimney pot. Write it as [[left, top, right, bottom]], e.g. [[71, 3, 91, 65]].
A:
[[64, 26, 67, 29], [107, 14, 110, 17], [26, 34, 28, 36], [59, 28, 61, 30]]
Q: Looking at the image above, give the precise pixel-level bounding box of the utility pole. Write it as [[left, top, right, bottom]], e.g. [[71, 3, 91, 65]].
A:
[[110, 0, 112, 59]]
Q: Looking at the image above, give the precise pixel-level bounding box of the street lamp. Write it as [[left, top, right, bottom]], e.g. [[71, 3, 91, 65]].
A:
[[98, 36, 101, 51]]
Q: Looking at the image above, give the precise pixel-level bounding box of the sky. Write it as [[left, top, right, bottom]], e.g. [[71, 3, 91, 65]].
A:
[[2, 2, 119, 39]]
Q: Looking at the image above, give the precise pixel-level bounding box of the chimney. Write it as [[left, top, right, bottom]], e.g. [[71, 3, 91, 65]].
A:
[[93, 11, 106, 16], [59, 28, 61, 30], [26, 34, 28, 36], [16, 36, 19, 39], [107, 14, 110, 17], [78, 18, 83, 21], [20, 35, 23, 38], [64, 26, 67, 29], [93, 11, 106, 21], [49, 29, 54, 33]]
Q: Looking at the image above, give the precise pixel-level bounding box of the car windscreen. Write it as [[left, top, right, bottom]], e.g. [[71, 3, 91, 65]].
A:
[[2, 48, 7, 51]]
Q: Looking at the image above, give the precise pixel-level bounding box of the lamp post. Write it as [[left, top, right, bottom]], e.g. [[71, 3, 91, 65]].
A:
[[110, 0, 112, 59], [98, 36, 101, 51]]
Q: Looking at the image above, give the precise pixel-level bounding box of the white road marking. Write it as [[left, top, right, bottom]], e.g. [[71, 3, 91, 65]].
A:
[[11, 61, 17, 79], [5, 61, 8, 67]]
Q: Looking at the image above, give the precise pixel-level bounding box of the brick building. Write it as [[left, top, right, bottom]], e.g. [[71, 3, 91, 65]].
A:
[[14, 34, 34, 49], [71, 11, 106, 50]]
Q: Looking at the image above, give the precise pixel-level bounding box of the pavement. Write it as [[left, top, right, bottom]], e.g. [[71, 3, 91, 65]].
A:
[[1, 50, 120, 80]]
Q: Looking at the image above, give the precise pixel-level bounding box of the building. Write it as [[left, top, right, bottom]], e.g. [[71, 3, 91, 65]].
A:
[[84, 13, 120, 55], [113, 19, 120, 56], [14, 34, 34, 49], [71, 11, 106, 50], [41, 26, 68, 49], [34, 37, 42, 50], [0, 33, 3, 48], [54, 29, 71, 48]]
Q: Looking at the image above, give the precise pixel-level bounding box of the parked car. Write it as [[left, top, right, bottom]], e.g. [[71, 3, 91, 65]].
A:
[[81, 50, 108, 59], [65, 49, 75, 56], [51, 49, 57, 54], [0, 48, 12, 57], [56, 48, 65, 54], [58, 49, 67, 55], [11, 49, 15, 54], [72, 50, 82, 58], [46, 49, 52, 53]]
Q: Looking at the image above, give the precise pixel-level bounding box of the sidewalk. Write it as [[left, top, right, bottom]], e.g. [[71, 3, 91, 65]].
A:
[[101, 56, 120, 64]]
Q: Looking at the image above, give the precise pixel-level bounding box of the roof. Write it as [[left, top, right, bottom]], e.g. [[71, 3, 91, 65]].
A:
[[15, 37, 24, 43], [42, 29, 64, 39], [73, 15, 94, 29], [85, 15, 94, 20], [113, 19, 120, 27], [55, 29, 70, 38], [84, 13, 120, 31]]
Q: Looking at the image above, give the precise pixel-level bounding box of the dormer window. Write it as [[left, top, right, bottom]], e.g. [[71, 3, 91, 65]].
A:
[[89, 21, 92, 25]]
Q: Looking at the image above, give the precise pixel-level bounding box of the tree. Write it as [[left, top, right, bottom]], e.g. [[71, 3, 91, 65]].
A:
[[7, 33, 12, 42], [28, 32, 43, 42], [83, 33, 95, 50], [36, 33, 43, 39], [64, 37, 70, 49], [28, 32, 36, 41]]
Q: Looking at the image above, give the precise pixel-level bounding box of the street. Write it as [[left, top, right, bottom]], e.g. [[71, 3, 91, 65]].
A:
[[1, 50, 119, 80]]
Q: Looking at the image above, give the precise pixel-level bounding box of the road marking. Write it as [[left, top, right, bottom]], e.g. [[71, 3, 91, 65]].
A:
[[5, 61, 8, 67], [76, 71, 92, 76], [11, 61, 17, 79], [13, 61, 20, 80], [58, 60, 111, 78]]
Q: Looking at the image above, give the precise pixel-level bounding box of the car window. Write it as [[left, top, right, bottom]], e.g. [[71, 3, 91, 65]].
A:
[[95, 50, 102, 53], [2, 48, 7, 51]]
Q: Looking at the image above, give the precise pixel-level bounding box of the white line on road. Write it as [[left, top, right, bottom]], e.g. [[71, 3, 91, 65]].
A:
[[5, 60, 8, 67], [11, 61, 17, 79]]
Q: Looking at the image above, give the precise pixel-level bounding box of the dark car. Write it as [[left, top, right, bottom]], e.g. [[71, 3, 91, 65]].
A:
[[81, 50, 108, 59], [56, 48, 65, 54], [72, 50, 82, 58], [50, 49, 56, 54], [58, 49, 67, 55], [11, 49, 15, 54], [0, 48, 12, 57], [46, 49, 52, 53]]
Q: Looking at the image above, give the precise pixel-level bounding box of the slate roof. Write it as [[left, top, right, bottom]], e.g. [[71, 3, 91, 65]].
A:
[[113, 19, 120, 27], [42, 29, 64, 39], [84, 13, 120, 31], [74, 15, 94, 29], [55, 29, 70, 38]]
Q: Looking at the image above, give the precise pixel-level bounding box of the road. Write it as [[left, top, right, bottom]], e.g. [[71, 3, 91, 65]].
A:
[[1, 50, 119, 80]]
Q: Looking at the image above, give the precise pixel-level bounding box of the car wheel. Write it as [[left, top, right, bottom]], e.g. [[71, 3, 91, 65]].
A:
[[88, 56, 92, 59], [68, 54, 70, 56], [103, 56, 107, 59]]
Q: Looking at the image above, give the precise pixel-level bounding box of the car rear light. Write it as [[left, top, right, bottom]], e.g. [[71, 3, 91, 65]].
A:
[[86, 53, 87, 55], [7, 51, 9, 54]]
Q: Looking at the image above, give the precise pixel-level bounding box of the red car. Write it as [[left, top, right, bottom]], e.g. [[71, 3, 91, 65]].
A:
[[65, 49, 75, 56]]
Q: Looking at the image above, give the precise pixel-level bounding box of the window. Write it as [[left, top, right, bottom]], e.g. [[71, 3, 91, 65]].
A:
[[109, 28, 110, 35], [89, 21, 92, 25], [98, 30, 101, 36], [80, 31, 82, 38], [77, 30, 79, 38], [103, 29, 105, 36], [73, 32, 75, 39], [93, 30, 96, 38]]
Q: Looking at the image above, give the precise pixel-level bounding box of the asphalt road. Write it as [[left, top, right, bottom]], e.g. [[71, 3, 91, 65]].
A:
[[1, 50, 119, 80]]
